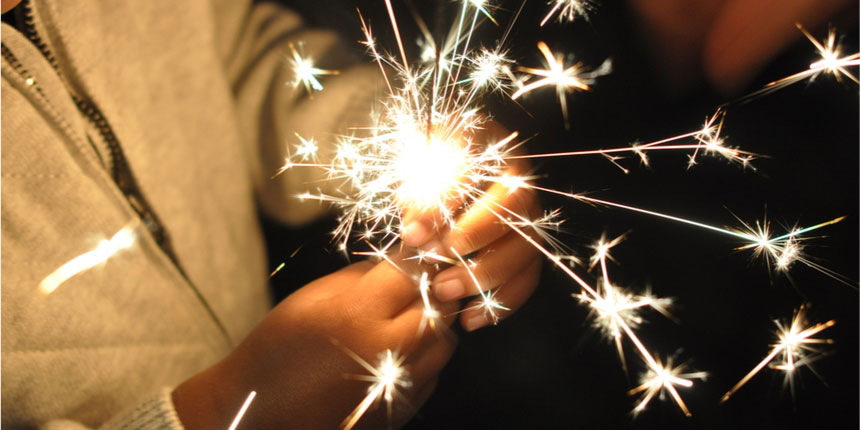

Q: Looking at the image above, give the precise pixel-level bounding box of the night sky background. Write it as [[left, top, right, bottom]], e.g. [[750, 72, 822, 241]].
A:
[[265, 1, 858, 428]]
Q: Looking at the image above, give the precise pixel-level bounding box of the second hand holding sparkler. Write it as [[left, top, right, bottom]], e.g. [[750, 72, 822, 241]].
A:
[[171, 248, 458, 430], [400, 122, 544, 332]]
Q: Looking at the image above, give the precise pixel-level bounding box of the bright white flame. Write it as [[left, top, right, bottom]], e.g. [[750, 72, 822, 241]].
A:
[[393, 133, 469, 209]]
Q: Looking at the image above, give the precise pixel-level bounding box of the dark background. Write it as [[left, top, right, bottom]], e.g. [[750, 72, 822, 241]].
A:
[[266, 1, 858, 428]]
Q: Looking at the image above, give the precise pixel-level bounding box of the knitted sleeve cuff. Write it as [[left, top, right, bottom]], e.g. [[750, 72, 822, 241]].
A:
[[98, 388, 185, 430]]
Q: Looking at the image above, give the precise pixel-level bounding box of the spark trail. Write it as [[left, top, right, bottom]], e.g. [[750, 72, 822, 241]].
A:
[[277, 1, 851, 422]]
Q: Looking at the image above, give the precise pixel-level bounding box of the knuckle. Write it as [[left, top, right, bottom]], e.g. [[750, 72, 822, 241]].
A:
[[451, 229, 481, 255], [475, 265, 502, 289]]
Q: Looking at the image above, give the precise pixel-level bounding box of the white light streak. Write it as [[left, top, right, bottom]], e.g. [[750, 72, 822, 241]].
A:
[[227, 391, 257, 430], [39, 222, 137, 295]]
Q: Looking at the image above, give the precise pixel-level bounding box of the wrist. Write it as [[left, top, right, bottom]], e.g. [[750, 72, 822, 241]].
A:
[[172, 361, 240, 430]]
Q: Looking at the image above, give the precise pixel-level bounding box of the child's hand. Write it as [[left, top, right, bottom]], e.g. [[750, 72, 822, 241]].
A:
[[172, 253, 457, 429], [401, 123, 542, 332]]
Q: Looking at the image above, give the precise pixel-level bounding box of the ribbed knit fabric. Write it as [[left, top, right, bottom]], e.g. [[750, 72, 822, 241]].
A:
[[97, 389, 184, 430]]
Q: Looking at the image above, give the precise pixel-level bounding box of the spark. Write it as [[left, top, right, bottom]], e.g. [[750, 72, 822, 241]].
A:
[[268, 262, 286, 279], [540, 0, 594, 26], [579, 281, 672, 369], [227, 391, 257, 430], [452, 246, 509, 325], [39, 222, 137, 295], [742, 25, 859, 100], [342, 348, 411, 430], [512, 41, 611, 127], [629, 355, 708, 417], [524, 184, 852, 285], [721, 306, 835, 402], [508, 109, 756, 170], [465, 47, 517, 93], [279, 3, 851, 417], [289, 42, 339, 93], [730, 215, 851, 283], [293, 133, 320, 161]]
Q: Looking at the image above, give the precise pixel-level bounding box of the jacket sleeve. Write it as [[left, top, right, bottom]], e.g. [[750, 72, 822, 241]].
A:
[[39, 389, 186, 430], [212, 0, 380, 226]]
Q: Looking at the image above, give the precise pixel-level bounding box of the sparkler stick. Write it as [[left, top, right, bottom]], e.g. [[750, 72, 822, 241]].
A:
[[721, 306, 836, 402], [39, 222, 137, 295]]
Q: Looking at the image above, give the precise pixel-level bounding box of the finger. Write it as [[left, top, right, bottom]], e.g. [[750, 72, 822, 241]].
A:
[[298, 260, 374, 300], [401, 198, 462, 248], [354, 246, 438, 318], [461, 256, 542, 332], [445, 171, 540, 257], [432, 231, 539, 302], [387, 299, 459, 354]]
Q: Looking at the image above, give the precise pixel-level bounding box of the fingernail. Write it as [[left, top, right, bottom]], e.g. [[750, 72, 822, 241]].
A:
[[402, 222, 430, 246], [464, 314, 489, 332], [434, 278, 465, 301]]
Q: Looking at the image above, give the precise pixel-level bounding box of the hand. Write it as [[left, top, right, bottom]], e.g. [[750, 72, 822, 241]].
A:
[[630, 0, 856, 94], [401, 122, 543, 332], [172, 252, 457, 429]]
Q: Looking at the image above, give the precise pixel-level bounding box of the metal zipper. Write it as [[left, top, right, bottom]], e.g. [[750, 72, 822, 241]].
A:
[[6, 0, 233, 344], [15, 0, 180, 266]]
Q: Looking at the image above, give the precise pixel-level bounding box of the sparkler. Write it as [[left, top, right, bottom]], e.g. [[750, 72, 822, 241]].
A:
[[721, 306, 836, 402], [278, 0, 853, 421]]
